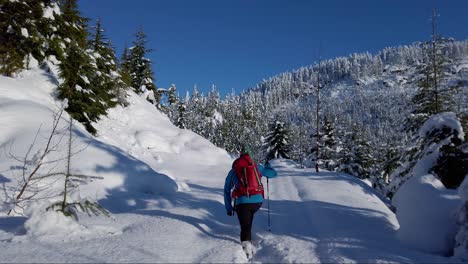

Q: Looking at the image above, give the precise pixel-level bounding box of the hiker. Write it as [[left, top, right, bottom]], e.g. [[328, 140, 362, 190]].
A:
[[224, 151, 277, 257]]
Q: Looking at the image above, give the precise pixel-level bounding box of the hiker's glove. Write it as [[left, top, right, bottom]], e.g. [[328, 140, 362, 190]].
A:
[[227, 211, 233, 216]]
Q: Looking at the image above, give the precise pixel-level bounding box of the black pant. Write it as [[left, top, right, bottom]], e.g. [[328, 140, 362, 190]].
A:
[[235, 203, 262, 242]]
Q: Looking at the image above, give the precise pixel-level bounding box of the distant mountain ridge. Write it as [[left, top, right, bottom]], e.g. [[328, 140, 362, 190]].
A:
[[181, 39, 467, 193]]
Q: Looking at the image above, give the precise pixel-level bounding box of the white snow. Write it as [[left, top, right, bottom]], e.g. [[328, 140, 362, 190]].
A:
[[0, 68, 456, 263], [392, 174, 460, 255], [23, 54, 39, 69], [419, 112, 465, 140], [42, 3, 61, 20], [454, 177, 468, 261], [20, 28, 29, 38], [81, 75, 90, 84], [23, 204, 121, 242], [212, 109, 224, 125]]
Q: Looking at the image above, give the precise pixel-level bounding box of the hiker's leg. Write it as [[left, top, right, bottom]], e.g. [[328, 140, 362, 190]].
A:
[[248, 203, 262, 239], [236, 204, 251, 241], [237, 203, 262, 241]]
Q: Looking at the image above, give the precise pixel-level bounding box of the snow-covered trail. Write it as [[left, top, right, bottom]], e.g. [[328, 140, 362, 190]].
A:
[[249, 159, 450, 263], [0, 157, 452, 263]]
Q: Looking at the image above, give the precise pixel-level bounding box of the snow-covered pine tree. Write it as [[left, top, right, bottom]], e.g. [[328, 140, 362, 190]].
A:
[[373, 141, 401, 195], [176, 100, 186, 129], [185, 85, 206, 136], [127, 29, 156, 101], [162, 84, 177, 119], [0, 0, 47, 76], [308, 130, 322, 170], [88, 18, 120, 109], [167, 84, 177, 106], [289, 123, 309, 166], [388, 112, 465, 196], [264, 121, 291, 161], [338, 123, 374, 179], [55, 0, 107, 134], [215, 92, 242, 154], [204, 84, 224, 145], [119, 45, 132, 87], [320, 115, 340, 171], [57, 41, 99, 133]]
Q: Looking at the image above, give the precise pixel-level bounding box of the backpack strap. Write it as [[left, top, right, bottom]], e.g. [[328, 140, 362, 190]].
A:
[[253, 165, 262, 188]]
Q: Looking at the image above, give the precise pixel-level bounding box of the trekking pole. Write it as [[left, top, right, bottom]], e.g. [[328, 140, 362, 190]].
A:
[[267, 177, 271, 232]]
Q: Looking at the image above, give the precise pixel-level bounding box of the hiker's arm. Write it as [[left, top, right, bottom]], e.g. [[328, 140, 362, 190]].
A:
[[224, 169, 235, 214], [258, 164, 278, 179]]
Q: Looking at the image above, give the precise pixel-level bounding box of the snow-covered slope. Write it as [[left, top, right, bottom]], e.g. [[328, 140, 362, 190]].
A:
[[0, 69, 455, 263], [0, 69, 179, 211], [94, 87, 233, 192]]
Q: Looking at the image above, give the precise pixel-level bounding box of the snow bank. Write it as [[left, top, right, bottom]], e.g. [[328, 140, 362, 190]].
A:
[[454, 177, 468, 261], [392, 174, 460, 255]]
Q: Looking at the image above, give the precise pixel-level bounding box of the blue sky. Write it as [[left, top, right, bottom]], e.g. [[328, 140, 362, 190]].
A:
[[79, 0, 468, 97]]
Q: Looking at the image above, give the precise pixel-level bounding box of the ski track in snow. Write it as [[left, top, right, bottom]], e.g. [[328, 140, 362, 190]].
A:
[[0, 70, 454, 263]]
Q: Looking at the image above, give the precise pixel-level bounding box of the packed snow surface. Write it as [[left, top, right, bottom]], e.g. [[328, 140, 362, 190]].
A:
[[0, 69, 456, 262]]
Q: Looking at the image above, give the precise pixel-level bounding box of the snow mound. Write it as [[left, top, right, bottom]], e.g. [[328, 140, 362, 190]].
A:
[[22, 205, 121, 241], [392, 174, 460, 255], [454, 177, 468, 261]]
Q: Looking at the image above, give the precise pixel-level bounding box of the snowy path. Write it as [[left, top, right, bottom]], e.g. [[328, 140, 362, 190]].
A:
[[250, 160, 449, 263], [1, 158, 451, 263]]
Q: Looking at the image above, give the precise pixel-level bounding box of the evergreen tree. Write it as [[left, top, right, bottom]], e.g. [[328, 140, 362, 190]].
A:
[[128, 29, 155, 93], [167, 84, 177, 106], [0, 0, 47, 76], [320, 115, 340, 171], [264, 121, 291, 161], [88, 18, 120, 109], [57, 42, 99, 133], [388, 112, 466, 195], [373, 142, 401, 195], [55, 0, 105, 134], [338, 124, 374, 179], [309, 130, 321, 169], [176, 100, 186, 129], [405, 9, 453, 135], [162, 84, 177, 119], [119, 45, 132, 87], [308, 114, 340, 171]]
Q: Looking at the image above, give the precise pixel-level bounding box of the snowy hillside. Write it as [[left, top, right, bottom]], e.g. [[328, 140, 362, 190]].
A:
[[94, 86, 233, 191], [0, 69, 179, 212]]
